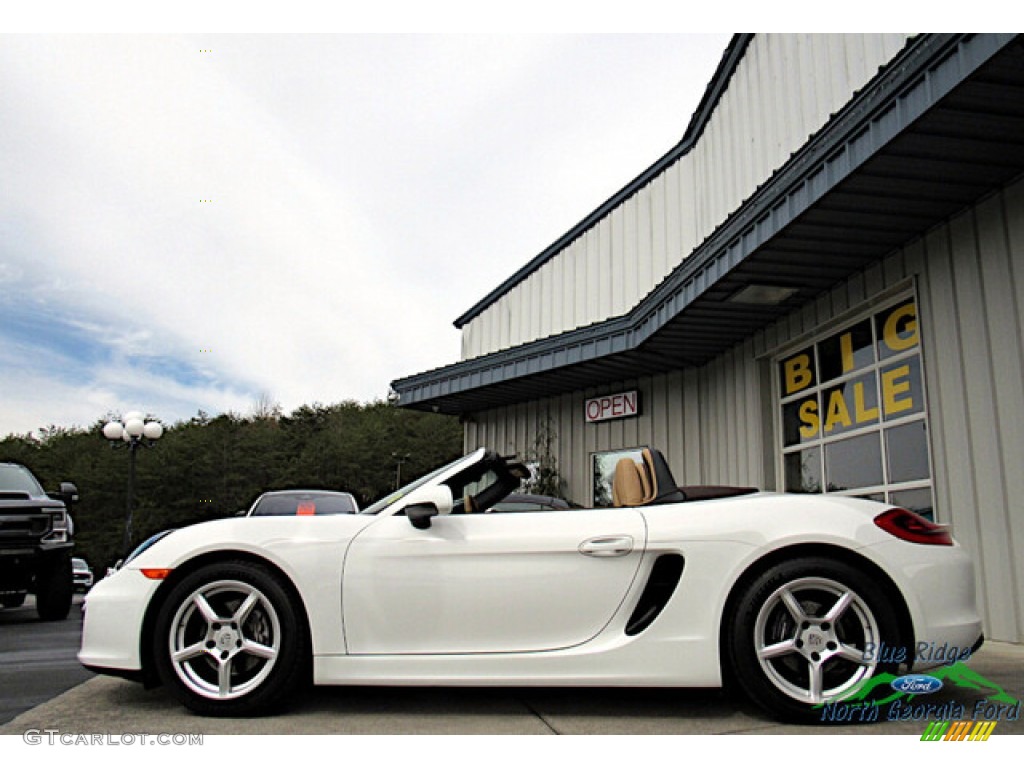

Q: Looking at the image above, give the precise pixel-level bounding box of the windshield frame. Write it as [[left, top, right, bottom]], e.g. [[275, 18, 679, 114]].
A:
[[360, 449, 487, 516]]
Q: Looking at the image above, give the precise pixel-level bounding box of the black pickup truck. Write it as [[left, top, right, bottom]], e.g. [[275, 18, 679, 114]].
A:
[[0, 462, 79, 620]]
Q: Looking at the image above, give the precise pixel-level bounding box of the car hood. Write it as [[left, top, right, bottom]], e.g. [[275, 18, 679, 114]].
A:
[[126, 513, 378, 573]]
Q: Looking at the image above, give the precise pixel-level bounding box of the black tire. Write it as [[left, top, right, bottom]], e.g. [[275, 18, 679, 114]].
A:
[[726, 557, 902, 723], [152, 560, 308, 717], [2, 593, 27, 609], [36, 554, 73, 621]]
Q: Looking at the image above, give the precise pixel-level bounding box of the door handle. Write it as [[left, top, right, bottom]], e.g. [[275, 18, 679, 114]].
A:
[[579, 535, 634, 557]]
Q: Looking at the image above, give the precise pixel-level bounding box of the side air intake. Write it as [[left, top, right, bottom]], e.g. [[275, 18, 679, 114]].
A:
[[625, 554, 685, 636]]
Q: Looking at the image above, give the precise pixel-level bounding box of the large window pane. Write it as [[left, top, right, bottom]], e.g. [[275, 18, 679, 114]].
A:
[[782, 395, 820, 447], [784, 448, 822, 493], [819, 319, 874, 382], [881, 356, 923, 420], [780, 347, 816, 398], [820, 371, 879, 438], [825, 433, 883, 492], [885, 421, 930, 483], [876, 300, 919, 360]]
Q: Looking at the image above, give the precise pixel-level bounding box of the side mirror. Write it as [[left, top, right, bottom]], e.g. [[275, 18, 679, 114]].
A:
[[401, 484, 454, 529], [60, 482, 79, 505], [407, 502, 439, 530]]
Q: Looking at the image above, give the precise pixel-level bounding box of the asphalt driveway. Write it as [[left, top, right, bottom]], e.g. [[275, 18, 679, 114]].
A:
[[0, 594, 92, 724]]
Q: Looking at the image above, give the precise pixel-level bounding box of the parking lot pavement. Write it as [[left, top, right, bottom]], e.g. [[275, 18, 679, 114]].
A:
[[0, 641, 1020, 736], [0, 595, 93, 725]]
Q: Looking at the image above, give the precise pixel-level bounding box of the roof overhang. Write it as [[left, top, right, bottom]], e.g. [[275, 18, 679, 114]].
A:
[[393, 33, 1024, 415]]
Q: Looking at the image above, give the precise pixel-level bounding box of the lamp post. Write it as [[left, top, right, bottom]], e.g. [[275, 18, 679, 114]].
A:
[[392, 452, 410, 490], [103, 411, 163, 557]]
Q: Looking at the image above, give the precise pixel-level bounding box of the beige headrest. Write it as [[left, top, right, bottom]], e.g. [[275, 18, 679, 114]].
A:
[[612, 458, 646, 507]]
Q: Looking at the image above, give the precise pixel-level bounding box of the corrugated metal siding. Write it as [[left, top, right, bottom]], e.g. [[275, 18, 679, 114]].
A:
[[913, 183, 1024, 645], [753, 178, 1023, 643], [465, 339, 766, 512], [465, 174, 1024, 643], [460, 33, 912, 361]]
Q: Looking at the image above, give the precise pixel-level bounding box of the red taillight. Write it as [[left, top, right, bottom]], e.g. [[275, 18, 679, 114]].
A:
[[874, 508, 953, 545]]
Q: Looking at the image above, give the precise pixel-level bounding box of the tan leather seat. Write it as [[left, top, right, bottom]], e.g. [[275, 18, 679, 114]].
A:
[[612, 457, 656, 507]]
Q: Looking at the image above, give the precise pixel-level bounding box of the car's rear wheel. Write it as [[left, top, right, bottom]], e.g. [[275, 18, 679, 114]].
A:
[[153, 561, 308, 716], [727, 557, 902, 723]]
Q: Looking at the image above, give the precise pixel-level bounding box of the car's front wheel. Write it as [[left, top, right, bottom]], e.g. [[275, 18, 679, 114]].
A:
[[1, 592, 27, 609], [36, 554, 73, 621], [152, 561, 308, 716], [727, 557, 902, 723]]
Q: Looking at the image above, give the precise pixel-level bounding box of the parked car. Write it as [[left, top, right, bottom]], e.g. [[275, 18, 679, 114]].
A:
[[80, 446, 982, 722], [241, 490, 359, 517], [72, 558, 94, 592], [0, 462, 78, 620]]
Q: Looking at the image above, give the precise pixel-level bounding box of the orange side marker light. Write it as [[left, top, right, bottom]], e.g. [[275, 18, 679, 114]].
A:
[[141, 568, 173, 580]]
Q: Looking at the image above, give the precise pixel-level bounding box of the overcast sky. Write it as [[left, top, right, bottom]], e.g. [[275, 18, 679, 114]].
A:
[[0, 30, 735, 436]]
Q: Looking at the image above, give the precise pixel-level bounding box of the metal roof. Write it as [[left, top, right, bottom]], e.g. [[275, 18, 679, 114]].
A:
[[393, 33, 1024, 415], [452, 34, 753, 330]]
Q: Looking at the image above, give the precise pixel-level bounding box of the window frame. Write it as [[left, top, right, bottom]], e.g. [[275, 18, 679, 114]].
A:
[[772, 292, 936, 519]]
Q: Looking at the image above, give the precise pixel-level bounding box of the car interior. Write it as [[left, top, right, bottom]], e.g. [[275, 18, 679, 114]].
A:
[[444, 447, 758, 514]]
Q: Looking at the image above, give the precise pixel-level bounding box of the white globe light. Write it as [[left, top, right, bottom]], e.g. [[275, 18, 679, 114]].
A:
[[125, 418, 145, 438], [123, 410, 145, 422], [102, 421, 124, 440], [143, 421, 164, 440]]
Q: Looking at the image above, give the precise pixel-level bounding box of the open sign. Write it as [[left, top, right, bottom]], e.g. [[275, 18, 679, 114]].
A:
[[585, 391, 640, 423]]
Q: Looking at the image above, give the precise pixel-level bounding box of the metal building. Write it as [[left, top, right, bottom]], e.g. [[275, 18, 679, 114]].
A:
[[392, 34, 1024, 644]]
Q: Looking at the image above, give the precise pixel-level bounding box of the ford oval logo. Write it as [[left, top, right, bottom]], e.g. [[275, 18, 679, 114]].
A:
[[891, 674, 943, 694]]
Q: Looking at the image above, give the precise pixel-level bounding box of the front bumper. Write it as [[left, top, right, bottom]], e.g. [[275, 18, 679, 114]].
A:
[[78, 568, 161, 675]]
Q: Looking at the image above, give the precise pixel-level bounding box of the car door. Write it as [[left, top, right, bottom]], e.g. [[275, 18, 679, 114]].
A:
[[342, 507, 646, 654]]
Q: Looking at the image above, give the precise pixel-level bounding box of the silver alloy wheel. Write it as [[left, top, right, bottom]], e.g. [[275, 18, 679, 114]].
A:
[[753, 576, 880, 704], [167, 579, 281, 701]]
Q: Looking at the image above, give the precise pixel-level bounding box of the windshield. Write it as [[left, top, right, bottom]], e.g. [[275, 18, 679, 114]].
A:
[[360, 452, 478, 515], [251, 492, 357, 516], [0, 464, 45, 496], [123, 529, 175, 566]]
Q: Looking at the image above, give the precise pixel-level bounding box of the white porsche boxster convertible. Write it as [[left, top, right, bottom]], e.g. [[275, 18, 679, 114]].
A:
[[79, 447, 983, 721]]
